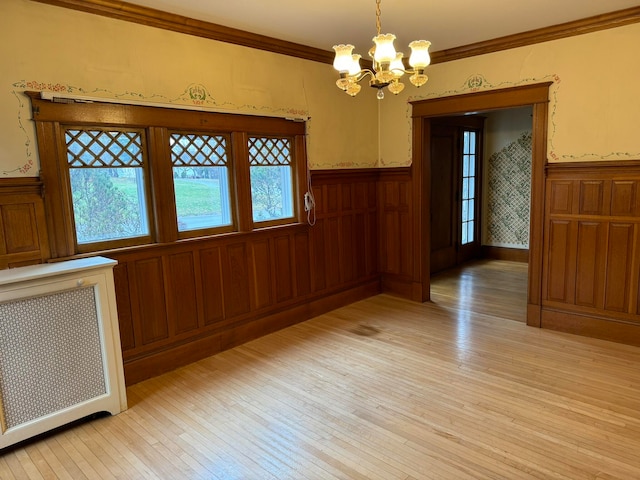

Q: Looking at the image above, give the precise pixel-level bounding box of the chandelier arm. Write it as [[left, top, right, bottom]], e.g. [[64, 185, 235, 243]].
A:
[[346, 69, 375, 84], [389, 67, 423, 75]]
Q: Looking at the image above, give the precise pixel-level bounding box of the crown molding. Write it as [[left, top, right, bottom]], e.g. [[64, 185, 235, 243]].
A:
[[30, 0, 335, 64], [430, 6, 640, 64], [30, 1, 640, 66]]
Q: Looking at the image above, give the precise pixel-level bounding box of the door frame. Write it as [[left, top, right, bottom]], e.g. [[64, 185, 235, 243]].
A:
[[410, 82, 552, 327]]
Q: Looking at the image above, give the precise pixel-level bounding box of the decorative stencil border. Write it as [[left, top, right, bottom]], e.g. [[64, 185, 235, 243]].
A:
[[5, 80, 311, 175], [383, 72, 640, 167], [8, 74, 640, 174]]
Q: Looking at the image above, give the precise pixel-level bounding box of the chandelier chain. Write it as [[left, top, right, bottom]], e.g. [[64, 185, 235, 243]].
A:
[[375, 0, 382, 36]]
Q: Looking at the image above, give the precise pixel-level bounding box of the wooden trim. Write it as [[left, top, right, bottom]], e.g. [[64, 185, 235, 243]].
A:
[[28, 92, 306, 135], [546, 159, 640, 173], [311, 168, 391, 183], [29, 2, 640, 66], [541, 308, 640, 347], [411, 118, 429, 302], [527, 101, 550, 326], [412, 83, 553, 118], [430, 7, 640, 64], [482, 246, 529, 263], [411, 83, 550, 327], [0, 178, 44, 196], [30, 0, 334, 64]]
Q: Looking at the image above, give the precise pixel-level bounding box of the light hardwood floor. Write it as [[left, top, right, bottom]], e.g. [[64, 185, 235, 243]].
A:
[[2, 260, 640, 479]]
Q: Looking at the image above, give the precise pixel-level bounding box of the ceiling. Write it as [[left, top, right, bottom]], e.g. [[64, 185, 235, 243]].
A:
[[120, 0, 639, 54]]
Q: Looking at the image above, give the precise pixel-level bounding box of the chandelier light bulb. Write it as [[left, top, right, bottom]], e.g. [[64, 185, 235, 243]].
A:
[[390, 53, 405, 79], [408, 40, 432, 69], [372, 33, 397, 64], [332, 44, 356, 73], [349, 54, 362, 76]]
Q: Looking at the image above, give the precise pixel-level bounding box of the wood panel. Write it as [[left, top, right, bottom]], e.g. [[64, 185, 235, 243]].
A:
[[167, 252, 199, 334], [199, 246, 225, 325], [611, 180, 638, 216], [545, 220, 574, 303], [273, 235, 293, 303], [311, 218, 327, 292], [133, 257, 169, 345], [549, 180, 573, 215], [251, 239, 272, 310], [543, 162, 640, 345], [579, 180, 608, 215], [112, 262, 135, 350], [604, 223, 634, 312], [0, 179, 50, 269], [378, 168, 414, 297], [294, 232, 311, 296], [575, 222, 605, 308], [223, 243, 251, 318]]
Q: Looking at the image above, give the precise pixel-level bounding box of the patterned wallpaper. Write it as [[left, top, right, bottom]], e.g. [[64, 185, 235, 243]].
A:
[[485, 131, 532, 248]]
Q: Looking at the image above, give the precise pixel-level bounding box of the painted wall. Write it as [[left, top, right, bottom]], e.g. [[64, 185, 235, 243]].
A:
[[482, 107, 533, 249], [379, 22, 640, 167], [0, 0, 379, 177]]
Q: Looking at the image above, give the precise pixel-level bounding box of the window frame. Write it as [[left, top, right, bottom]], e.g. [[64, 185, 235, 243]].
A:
[[168, 129, 237, 240], [29, 92, 308, 257], [60, 125, 155, 253], [248, 135, 298, 228]]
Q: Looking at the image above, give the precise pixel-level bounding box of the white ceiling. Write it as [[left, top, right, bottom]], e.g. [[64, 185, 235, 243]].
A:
[[122, 0, 639, 54]]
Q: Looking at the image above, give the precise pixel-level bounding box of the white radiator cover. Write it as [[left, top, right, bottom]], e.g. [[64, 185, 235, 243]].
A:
[[0, 257, 127, 449]]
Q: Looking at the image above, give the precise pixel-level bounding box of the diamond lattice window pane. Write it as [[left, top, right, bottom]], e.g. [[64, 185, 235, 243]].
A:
[[65, 130, 144, 167], [170, 133, 228, 166], [248, 137, 292, 166]]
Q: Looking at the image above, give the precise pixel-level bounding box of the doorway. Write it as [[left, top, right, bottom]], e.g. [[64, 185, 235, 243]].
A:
[[410, 83, 551, 327], [430, 116, 484, 273]]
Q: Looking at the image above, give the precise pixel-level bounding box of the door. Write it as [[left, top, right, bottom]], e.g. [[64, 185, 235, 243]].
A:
[[430, 117, 484, 273]]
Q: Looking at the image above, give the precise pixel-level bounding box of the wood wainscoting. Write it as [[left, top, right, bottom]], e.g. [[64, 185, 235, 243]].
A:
[[378, 168, 416, 298], [112, 169, 381, 384], [0, 171, 380, 385], [542, 161, 640, 345], [0, 178, 50, 269]]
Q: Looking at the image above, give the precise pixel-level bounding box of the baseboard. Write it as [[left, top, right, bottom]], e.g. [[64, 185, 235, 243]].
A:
[[123, 279, 381, 385], [541, 308, 640, 346], [381, 273, 415, 300], [526, 303, 542, 327], [482, 246, 529, 263]]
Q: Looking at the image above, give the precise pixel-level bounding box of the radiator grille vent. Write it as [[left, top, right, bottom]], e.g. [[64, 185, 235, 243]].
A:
[[0, 287, 106, 429]]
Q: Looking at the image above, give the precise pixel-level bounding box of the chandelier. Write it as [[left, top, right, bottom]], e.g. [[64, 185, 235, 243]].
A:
[[332, 0, 431, 99]]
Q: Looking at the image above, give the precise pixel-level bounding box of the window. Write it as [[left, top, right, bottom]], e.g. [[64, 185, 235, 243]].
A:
[[461, 130, 477, 245], [170, 132, 233, 233], [248, 137, 294, 224], [64, 128, 151, 249], [30, 93, 307, 256]]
